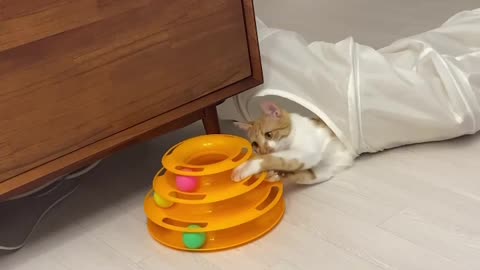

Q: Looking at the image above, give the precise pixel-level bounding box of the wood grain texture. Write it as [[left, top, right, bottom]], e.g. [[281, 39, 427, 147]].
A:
[[0, 0, 253, 184], [0, 0, 152, 52], [0, 0, 263, 199]]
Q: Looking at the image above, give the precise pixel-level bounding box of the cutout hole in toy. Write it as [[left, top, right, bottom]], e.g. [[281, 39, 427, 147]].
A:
[[157, 168, 166, 176], [242, 175, 259, 186], [186, 153, 229, 166], [166, 144, 179, 156], [256, 186, 279, 211], [175, 166, 204, 172], [162, 218, 207, 229], [169, 191, 206, 200], [232, 147, 248, 162]]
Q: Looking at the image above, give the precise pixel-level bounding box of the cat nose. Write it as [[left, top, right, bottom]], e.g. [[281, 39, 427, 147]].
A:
[[251, 142, 258, 149]]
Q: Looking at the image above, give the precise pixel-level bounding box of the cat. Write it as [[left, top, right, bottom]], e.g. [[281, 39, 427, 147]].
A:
[[231, 101, 354, 184]]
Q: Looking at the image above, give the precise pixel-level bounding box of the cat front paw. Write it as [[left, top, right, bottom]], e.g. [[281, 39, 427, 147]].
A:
[[265, 171, 281, 182], [232, 159, 262, 182]]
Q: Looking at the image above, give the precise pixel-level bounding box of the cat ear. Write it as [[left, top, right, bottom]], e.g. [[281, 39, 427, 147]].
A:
[[233, 121, 252, 131], [260, 101, 282, 118]]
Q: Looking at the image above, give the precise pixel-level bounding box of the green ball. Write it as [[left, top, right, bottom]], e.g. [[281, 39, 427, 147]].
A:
[[182, 225, 206, 249], [153, 192, 173, 208]]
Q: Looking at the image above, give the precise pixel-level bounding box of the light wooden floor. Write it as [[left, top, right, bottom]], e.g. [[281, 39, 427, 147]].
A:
[[1, 120, 480, 270]]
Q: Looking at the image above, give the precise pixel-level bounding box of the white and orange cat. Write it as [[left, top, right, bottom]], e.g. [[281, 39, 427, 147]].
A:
[[232, 102, 353, 184]]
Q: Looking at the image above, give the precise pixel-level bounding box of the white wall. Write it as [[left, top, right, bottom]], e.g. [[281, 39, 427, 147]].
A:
[[254, 0, 478, 48]]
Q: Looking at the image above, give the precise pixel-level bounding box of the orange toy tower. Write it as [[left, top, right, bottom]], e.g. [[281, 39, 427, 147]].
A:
[[143, 134, 285, 252]]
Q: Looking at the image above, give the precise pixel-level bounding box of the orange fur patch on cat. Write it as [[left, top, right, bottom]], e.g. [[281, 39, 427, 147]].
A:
[[234, 104, 291, 155], [310, 117, 326, 127], [282, 169, 316, 183]]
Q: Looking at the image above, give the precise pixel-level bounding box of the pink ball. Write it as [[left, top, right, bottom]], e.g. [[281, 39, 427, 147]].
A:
[[176, 175, 199, 192]]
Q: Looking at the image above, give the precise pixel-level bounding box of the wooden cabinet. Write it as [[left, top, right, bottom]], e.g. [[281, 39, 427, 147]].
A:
[[0, 0, 262, 199]]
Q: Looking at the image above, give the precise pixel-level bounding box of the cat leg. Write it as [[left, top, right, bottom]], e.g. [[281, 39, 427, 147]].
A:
[[265, 171, 282, 182], [296, 166, 334, 185], [281, 170, 316, 183], [265, 170, 314, 183], [297, 150, 353, 185], [232, 150, 320, 182]]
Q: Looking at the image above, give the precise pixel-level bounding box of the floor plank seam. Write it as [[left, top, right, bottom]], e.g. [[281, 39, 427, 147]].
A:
[[377, 221, 468, 269]]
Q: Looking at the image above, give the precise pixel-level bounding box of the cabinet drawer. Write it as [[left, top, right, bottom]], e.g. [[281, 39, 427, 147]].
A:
[[0, 0, 252, 182]]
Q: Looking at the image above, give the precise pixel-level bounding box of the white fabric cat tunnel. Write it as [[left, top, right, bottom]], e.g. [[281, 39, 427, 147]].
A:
[[219, 9, 480, 157]]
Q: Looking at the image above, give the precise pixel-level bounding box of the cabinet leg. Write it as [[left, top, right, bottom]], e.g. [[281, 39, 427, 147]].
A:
[[202, 105, 221, 134]]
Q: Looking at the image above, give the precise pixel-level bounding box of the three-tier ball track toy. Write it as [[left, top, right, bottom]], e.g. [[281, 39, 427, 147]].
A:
[[143, 134, 285, 252]]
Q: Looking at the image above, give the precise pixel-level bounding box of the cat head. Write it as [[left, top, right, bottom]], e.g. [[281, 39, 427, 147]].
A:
[[234, 102, 292, 154]]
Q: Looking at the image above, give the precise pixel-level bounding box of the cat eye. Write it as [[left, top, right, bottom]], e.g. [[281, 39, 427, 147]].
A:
[[251, 141, 259, 148], [264, 132, 273, 139]]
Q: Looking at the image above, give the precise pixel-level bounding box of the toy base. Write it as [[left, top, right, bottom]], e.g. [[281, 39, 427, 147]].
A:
[[146, 199, 285, 252], [145, 182, 283, 232]]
